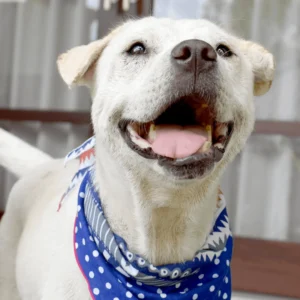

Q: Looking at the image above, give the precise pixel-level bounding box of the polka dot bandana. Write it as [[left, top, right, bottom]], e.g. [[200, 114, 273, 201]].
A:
[[63, 138, 233, 299]]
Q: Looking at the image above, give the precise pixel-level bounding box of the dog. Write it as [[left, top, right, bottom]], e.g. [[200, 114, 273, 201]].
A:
[[0, 17, 275, 300]]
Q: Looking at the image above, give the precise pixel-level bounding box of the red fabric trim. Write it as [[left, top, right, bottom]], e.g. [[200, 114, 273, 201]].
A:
[[73, 216, 95, 300]]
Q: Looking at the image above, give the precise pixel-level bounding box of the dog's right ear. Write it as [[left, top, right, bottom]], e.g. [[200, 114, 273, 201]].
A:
[[57, 28, 119, 88]]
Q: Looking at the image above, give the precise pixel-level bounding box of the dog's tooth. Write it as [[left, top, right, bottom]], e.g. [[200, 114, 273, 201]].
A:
[[201, 141, 212, 152], [132, 136, 151, 149], [148, 124, 156, 142], [214, 143, 224, 149], [128, 125, 142, 141], [205, 125, 212, 142], [128, 123, 151, 149], [215, 124, 228, 137], [127, 124, 136, 136]]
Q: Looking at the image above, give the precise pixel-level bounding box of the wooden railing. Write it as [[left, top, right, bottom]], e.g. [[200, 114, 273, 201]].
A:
[[232, 238, 300, 298], [0, 109, 90, 124], [1, 108, 300, 298]]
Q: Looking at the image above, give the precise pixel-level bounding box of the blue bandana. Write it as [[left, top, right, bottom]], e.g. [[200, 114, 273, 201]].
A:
[[60, 137, 233, 300]]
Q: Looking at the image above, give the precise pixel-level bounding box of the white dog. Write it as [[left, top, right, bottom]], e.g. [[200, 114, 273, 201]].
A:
[[0, 17, 274, 300]]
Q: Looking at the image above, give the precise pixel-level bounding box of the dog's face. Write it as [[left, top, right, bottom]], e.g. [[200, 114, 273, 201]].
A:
[[58, 17, 274, 181]]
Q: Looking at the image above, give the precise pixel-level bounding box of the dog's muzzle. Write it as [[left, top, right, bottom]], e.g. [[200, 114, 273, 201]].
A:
[[119, 40, 233, 179]]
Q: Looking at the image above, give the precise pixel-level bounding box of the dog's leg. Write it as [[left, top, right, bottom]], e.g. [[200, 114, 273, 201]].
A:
[[41, 291, 92, 300], [0, 188, 22, 300], [39, 260, 92, 300]]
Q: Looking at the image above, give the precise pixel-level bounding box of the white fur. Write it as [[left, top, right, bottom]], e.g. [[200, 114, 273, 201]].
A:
[[0, 17, 275, 299], [0, 128, 52, 177]]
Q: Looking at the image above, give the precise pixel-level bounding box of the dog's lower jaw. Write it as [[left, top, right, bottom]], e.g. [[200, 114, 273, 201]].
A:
[[95, 144, 220, 265]]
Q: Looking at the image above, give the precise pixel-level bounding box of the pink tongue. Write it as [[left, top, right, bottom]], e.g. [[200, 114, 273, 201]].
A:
[[150, 125, 208, 159]]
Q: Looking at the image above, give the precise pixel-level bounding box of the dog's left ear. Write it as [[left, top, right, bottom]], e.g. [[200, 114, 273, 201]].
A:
[[240, 40, 275, 96], [57, 27, 119, 88]]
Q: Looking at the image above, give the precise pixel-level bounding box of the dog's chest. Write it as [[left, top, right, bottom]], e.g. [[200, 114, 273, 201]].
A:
[[59, 137, 232, 299]]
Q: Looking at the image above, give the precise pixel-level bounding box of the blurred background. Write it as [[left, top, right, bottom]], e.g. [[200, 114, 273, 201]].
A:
[[0, 0, 299, 299]]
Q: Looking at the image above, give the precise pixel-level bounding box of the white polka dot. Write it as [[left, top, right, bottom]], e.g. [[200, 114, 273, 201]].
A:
[[82, 238, 86, 245], [198, 274, 204, 280], [89, 235, 94, 241], [77, 205, 81, 212], [212, 273, 219, 278], [89, 271, 94, 278], [138, 294, 145, 299], [218, 291, 221, 297], [149, 264, 157, 271], [224, 276, 229, 284], [180, 288, 188, 294], [157, 288, 162, 294], [126, 282, 133, 288], [224, 247, 227, 252], [126, 251, 134, 260], [193, 294, 198, 300], [75, 242, 78, 249], [98, 266, 104, 273], [210, 285, 215, 292], [160, 294, 167, 299], [214, 258, 220, 265], [79, 192, 85, 198], [197, 283, 203, 287], [223, 293, 228, 299], [136, 281, 142, 286], [93, 288, 100, 295], [175, 283, 181, 288], [75, 226, 78, 233], [126, 291, 132, 298], [79, 222, 82, 229], [226, 260, 230, 266], [106, 282, 112, 289], [93, 250, 99, 257], [182, 270, 190, 277], [114, 298, 119, 300], [85, 255, 89, 262]]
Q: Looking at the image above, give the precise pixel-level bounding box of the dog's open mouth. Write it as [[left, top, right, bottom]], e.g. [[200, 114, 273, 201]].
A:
[[119, 95, 234, 178]]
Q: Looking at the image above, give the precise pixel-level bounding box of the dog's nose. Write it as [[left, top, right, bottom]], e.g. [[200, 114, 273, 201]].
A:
[[171, 39, 217, 72]]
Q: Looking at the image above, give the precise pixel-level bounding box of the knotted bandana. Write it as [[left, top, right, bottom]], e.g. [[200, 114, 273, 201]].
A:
[[60, 137, 233, 300]]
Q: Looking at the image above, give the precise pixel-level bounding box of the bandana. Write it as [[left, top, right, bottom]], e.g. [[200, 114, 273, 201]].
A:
[[60, 137, 233, 300]]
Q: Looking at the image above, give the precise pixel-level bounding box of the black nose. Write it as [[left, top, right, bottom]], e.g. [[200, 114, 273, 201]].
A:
[[171, 39, 217, 72]]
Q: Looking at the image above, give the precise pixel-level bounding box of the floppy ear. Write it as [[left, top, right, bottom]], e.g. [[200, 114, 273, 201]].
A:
[[240, 40, 275, 96], [57, 28, 119, 88]]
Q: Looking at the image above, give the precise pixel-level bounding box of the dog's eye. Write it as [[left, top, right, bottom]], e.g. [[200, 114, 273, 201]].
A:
[[127, 42, 146, 55], [216, 44, 233, 57]]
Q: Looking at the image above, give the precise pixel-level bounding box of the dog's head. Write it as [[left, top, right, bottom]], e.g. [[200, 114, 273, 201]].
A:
[[58, 17, 275, 182]]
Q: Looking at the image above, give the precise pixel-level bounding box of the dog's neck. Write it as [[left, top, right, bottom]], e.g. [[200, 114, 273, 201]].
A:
[[95, 146, 220, 265]]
